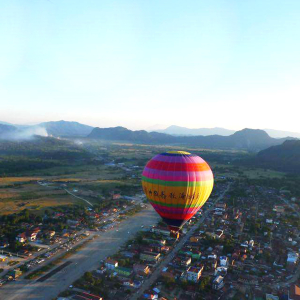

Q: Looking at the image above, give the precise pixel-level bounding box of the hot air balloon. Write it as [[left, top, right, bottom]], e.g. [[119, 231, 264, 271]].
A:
[[142, 151, 214, 232]]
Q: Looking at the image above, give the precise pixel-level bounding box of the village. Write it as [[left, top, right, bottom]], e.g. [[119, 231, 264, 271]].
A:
[[55, 180, 300, 300], [0, 182, 145, 286], [0, 160, 299, 300]]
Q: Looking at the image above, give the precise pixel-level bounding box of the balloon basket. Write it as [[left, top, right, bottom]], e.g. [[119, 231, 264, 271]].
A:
[[168, 226, 180, 239]]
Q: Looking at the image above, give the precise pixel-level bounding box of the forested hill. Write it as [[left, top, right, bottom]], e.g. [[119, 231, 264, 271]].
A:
[[39, 120, 94, 137], [0, 124, 17, 135], [88, 127, 294, 151], [255, 140, 300, 173], [0, 121, 94, 139], [0, 136, 92, 175]]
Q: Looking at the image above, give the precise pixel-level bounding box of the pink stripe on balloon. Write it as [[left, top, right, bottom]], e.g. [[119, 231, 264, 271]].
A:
[[142, 168, 213, 182], [151, 154, 205, 164]]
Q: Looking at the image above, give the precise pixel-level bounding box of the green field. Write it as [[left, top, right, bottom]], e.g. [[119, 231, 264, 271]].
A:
[[0, 138, 290, 215]]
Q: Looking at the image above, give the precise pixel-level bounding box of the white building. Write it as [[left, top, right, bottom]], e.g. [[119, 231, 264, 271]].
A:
[[213, 276, 224, 290], [214, 266, 228, 276], [105, 259, 118, 270], [287, 252, 299, 265], [219, 256, 228, 267], [186, 266, 204, 283]]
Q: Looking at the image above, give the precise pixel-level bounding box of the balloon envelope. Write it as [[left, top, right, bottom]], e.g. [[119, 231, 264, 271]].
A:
[[142, 151, 214, 231]]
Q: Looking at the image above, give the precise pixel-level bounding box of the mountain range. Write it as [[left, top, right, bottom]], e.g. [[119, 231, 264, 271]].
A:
[[38, 121, 93, 137], [88, 126, 294, 151], [153, 125, 235, 136], [1, 120, 300, 139], [0, 121, 298, 152], [1, 120, 300, 172], [153, 125, 300, 139]]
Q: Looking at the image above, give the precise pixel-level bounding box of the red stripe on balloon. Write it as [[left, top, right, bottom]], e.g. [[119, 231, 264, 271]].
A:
[[156, 211, 195, 220]]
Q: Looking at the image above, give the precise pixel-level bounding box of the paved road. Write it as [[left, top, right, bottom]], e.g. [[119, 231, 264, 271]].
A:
[[130, 184, 232, 300], [0, 204, 160, 300], [279, 196, 300, 217], [0, 200, 139, 279]]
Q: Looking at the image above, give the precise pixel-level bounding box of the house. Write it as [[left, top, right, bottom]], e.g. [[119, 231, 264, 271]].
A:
[[207, 254, 218, 269], [62, 231, 70, 238], [105, 258, 118, 270], [190, 236, 201, 243], [180, 256, 192, 267], [96, 267, 106, 274], [73, 292, 103, 300], [120, 251, 135, 258], [113, 194, 121, 200], [27, 232, 37, 242], [274, 205, 285, 214], [206, 230, 223, 239], [0, 255, 7, 262], [115, 267, 132, 277], [16, 232, 27, 243], [53, 212, 64, 219], [122, 279, 134, 287], [215, 229, 224, 239], [214, 267, 228, 276], [151, 227, 170, 236], [133, 264, 150, 276], [161, 246, 170, 253], [219, 256, 228, 267], [67, 219, 80, 227], [216, 203, 226, 209], [26, 228, 41, 242], [143, 294, 158, 300], [140, 252, 161, 262], [143, 238, 166, 246], [213, 276, 224, 290], [47, 231, 56, 238], [186, 266, 204, 283], [0, 240, 9, 248], [287, 252, 299, 265], [265, 294, 279, 300], [289, 283, 300, 300]]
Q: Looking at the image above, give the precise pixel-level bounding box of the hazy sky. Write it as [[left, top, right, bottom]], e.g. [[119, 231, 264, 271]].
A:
[[1, 0, 300, 131]]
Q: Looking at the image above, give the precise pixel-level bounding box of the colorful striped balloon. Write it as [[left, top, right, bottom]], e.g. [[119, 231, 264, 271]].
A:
[[142, 151, 214, 232]]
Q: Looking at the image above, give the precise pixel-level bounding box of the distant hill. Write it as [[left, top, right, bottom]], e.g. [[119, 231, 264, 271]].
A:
[[264, 129, 300, 139], [0, 124, 17, 137], [154, 125, 235, 136], [0, 120, 94, 139], [88, 127, 293, 151], [88, 126, 176, 143], [153, 125, 300, 139], [0, 121, 14, 126], [255, 140, 300, 173], [0, 136, 93, 175], [39, 120, 94, 137]]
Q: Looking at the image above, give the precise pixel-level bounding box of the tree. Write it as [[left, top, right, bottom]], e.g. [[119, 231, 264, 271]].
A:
[[198, 277, 210, 292], [84, 271, 93, 282]]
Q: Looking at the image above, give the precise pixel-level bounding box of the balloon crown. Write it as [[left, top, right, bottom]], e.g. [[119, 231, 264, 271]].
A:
[[166, 151, 191, 155]]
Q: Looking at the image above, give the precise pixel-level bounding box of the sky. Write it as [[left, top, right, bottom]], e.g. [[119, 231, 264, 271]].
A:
[[0, 0, 300, 131]]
